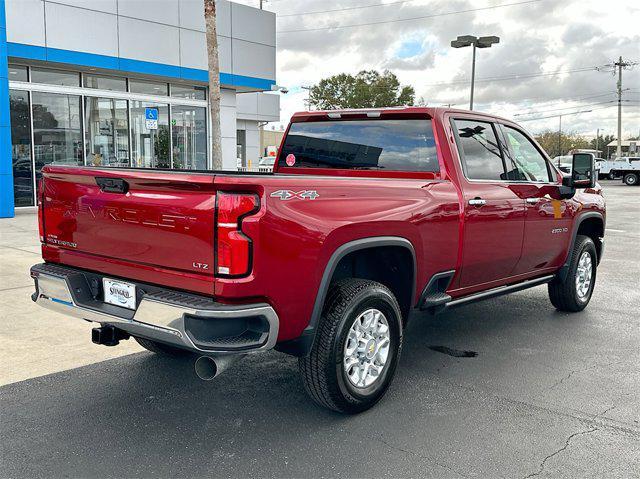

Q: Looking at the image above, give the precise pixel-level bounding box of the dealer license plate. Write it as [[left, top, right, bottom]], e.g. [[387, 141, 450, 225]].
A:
[[103, 278, 137, 310]]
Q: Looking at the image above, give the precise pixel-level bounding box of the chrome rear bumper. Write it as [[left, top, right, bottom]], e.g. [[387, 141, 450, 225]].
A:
[[30, 263, 279, 354]]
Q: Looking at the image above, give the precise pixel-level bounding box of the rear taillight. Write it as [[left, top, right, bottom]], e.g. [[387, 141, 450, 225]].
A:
[[37, 178, 45, 242], [215, 192, 259, 277]]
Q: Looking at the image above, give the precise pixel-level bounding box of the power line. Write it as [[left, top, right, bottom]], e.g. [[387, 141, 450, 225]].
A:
[[423, 66, 600, 87], [514, 100, 624, 117], [517, 103, 638, 122], [277, 0, 544, 34], [278, 0, 423, 17]]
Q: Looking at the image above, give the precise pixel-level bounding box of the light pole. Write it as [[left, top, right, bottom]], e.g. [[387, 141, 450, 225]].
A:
[[451, 35, 499, 110]]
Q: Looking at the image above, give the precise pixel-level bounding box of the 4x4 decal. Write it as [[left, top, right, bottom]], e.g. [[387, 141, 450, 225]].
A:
[[270, 190, 319, 200]]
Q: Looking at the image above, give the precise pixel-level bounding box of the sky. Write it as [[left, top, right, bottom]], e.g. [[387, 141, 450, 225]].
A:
[[236, 0, 639, 139]]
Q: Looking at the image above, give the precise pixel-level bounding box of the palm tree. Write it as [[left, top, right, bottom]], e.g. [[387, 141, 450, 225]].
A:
[[204, 0, 223, 170]]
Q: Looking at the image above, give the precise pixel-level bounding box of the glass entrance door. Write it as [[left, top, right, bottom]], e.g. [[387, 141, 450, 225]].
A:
[[130, 101, 170, 168], [171, 105, 207, 170], [84, 97, 129, 167], [10, 90, 34, 207]]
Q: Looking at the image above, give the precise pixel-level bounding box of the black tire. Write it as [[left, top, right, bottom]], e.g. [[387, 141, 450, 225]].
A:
[[548, 235, 597, 312], [298, 279, 403, 414], [623, 173, 638, 186], [134, 336, 190, 357], [608, 172, 617, 180]]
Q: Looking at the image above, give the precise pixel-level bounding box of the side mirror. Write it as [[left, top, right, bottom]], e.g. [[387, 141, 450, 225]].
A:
[[562, 153, 596, 189]]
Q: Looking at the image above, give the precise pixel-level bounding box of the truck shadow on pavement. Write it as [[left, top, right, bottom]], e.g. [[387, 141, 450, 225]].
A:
[[1, 291, 593, 477]]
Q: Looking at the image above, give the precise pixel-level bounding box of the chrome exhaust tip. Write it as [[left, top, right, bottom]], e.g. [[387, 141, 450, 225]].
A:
[[194, 354, 245, 381], [194, 355, 218, 381]]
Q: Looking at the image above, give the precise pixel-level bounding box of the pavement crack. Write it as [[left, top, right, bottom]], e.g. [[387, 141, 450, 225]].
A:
[[547, 360, 621, 390], [522, 427, 598, 479], [376, 436, 469, 478]]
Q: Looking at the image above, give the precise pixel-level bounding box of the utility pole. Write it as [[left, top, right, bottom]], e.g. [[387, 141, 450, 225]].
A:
[[595, 128, 600, 157], [613, 56, 632, 158], [557, 114, 562, 163], [301, 85, 312, 111]]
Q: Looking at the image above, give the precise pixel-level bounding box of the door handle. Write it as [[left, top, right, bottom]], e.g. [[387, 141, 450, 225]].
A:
[[526, 197, 540, 204], [468, 198, 486, 207]]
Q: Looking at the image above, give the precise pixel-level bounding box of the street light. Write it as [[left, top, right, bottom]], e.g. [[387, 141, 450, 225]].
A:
[[451, 35, 500, 110]]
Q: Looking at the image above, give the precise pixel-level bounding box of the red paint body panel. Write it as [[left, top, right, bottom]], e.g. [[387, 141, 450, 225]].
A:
[[39, 107, 606, 344]]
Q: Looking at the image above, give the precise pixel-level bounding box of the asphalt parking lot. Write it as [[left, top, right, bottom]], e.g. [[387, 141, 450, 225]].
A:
[[1, 181, 638, 478]]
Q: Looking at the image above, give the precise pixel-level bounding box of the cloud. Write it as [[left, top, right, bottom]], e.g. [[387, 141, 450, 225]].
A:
[[236, 0, 640, 139]]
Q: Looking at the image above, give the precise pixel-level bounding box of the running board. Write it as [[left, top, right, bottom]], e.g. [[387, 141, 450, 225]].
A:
[[445, 275, 555, 309]]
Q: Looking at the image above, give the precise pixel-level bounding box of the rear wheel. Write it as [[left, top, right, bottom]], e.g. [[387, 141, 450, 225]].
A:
[[548, 235, 597, 312], [134, 337, 190, 357], [623, 173, 638, 186], [298, 279, 403, 414]]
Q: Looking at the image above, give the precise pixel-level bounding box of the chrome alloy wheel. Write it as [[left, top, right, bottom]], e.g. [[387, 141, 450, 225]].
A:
[[343, 309, 391, 388], [575, 251, 593, 300]]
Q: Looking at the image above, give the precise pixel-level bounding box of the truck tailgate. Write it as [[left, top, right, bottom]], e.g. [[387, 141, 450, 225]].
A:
[[41, 167, 216, 290]]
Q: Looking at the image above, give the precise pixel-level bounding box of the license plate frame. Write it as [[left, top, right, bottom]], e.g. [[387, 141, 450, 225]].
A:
[[103, 278, 137, 310]]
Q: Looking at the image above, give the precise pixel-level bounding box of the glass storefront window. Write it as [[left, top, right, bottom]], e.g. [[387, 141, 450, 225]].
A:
[[8, 64, 28, 82], [10, 90, 34, 207], [83, 74, 126, 91], [129, 79, 168, 96], [31, 67, 80, 87], [171, 84, 206, 100], [171, 105, 207, 170], [32, 92, 83, 178], [130, 102, 170, 168], [84, 97, 130, 167]]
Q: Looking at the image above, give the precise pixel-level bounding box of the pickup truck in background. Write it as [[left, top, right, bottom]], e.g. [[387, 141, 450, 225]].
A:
[[30, 108, 605, 413]]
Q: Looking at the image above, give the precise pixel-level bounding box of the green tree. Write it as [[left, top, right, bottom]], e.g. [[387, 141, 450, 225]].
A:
[[534, 130, 590, 157], [589, 133, 615, 156], [309, 70, 415, 110]]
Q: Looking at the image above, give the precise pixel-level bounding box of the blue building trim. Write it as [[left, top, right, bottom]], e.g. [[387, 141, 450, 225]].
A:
[[6, 42, 276, 91], [0, 0, 15, 218]]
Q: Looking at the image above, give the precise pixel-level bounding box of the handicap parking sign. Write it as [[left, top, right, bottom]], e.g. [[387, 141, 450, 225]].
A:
[[145, 108, 158, 130]]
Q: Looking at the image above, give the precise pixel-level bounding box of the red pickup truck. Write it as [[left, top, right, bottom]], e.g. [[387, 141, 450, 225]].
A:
[[31, 107, 605, 413]]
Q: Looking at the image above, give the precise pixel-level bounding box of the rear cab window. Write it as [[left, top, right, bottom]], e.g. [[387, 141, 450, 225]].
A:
[[277, 119, 439, 173]]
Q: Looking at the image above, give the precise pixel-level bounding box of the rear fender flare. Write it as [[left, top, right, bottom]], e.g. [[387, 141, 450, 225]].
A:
[[277, 237, 416, 357]]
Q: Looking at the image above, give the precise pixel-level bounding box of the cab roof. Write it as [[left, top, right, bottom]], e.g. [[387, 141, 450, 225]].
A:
[[290, 106, 513, 124]]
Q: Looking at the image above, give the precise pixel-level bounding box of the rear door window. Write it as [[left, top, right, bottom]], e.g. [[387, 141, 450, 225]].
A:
[[277, 119, 439, 172], [452, 119, 505, 180]]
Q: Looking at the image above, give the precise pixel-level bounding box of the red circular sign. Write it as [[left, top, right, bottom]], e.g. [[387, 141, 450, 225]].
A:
[[286, 154, 296, 166]]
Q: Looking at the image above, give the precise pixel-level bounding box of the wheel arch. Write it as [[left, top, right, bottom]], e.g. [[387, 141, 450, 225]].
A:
[[275, 237, 417, 357], [558, 212, 605, 282]]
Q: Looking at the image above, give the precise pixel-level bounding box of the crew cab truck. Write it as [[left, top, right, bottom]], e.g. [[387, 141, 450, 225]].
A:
[[30, 107, 605, 414]]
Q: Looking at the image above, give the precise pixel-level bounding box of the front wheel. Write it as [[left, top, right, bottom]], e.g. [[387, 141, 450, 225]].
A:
[[298, 279, 403, 414], [548, 235, 597, 312], [623, 173, 638, 186]]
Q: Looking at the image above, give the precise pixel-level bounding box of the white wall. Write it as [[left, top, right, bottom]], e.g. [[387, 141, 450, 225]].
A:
[[220, 88, 237, 170], [5, 0, 277, 87], [237, 92, 280, 122]]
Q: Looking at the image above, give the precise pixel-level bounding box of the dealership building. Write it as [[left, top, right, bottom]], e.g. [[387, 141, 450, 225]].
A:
[[0, 0, 279, 217]]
